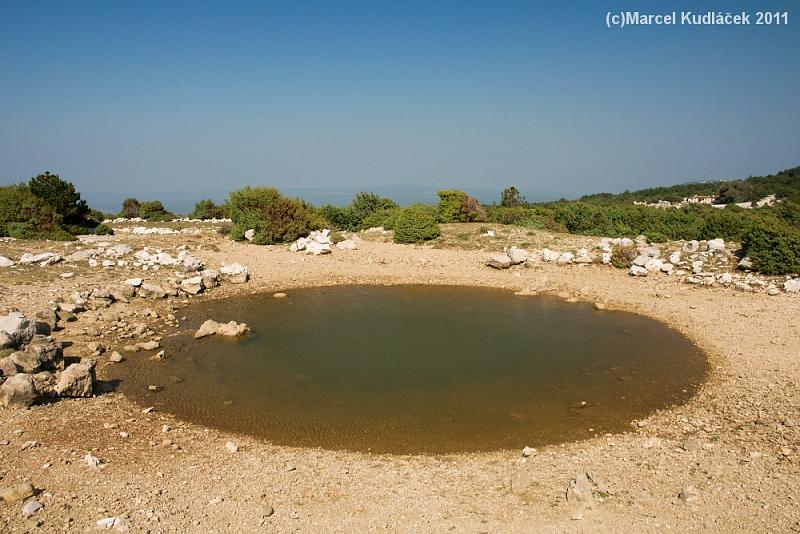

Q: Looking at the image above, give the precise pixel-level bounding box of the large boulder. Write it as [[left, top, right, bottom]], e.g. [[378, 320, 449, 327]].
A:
[[138, 283, 167, 299], [556, 252, 574, 265], [643, 258, 664, 272], [784, 278, 800, 294], [0, 312, 50, 348], [179, 252, 204, 272], [629, 265, 648, 277], [54, 360, 96, 398], [19, 252, 62, 266], [541, 249, 560, 262], [104, 244, 132, 257], [194, 319, 250, 338], [109, 284, 135, 301], [507, 247, 529, 265], [0, 331, 13, 350], [194, 319, 221, 338], [11, 336, 62, 373], [181, 276, 204, 295], [0, 256, 14, 268], [305, 241, 332, 255], [486, 254, 511, 270], [0, 356, 18, 376], [35, 308, 59, 331], [216, 321, 250, 337], [220, 263, 249, 284], [0, 373, 39, 408], [200, 270, 219, 289], [707, 238, 726, 252]]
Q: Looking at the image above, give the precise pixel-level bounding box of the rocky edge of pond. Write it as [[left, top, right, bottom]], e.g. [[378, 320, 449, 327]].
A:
[[485, 235, 800, 295], [0, 243, 254, 411]]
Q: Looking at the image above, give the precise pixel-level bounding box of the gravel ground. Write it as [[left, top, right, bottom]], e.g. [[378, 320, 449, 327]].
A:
[[1, 224, 798, 533]]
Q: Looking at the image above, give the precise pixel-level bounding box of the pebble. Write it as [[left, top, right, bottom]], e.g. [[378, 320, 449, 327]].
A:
[[681, 438, 703, 453], [678, 486, 700, 503], [108, 351, 124, 363], [21, 500, 43, 516], [224, 441, 238, 453], [521, 446, 537, 457], [0, 482, 35, 502]]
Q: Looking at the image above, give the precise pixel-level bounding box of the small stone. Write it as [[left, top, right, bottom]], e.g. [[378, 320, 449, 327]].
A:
[[22, 500, 43, 516], [678, 486, 700, 503], [273, 293, 287, 298], [224, 441, 238, 453], [681, 438, 702, 452], [108, 351, 124, 363], [521, 446, 537, 457], [96, 516, 129, 530], [0, 482, 35, 502], [566, 473, 594, 506]]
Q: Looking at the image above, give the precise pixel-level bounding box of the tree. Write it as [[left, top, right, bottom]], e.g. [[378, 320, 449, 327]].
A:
[[500, 186, 525, 207], [190, 199, 228, 219], [28, 172, 89, 224], [119, 198, 141, 218]]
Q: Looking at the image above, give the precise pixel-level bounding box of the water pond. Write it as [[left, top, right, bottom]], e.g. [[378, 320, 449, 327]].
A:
[[115, 285, 708, 454]]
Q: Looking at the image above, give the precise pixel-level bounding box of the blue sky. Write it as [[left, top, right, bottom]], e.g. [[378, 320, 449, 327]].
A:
[[1, 1, 798, 210]]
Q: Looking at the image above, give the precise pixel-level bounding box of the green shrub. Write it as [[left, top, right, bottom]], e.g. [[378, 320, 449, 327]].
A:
[[742, 224, 800, 275], [320, 192, 398, 231], [190, 199, 228, 219], [138, 200, 173, 221], [486, 205, 543, 227], [350, 192, 397, 224], [393, 204, 441, 243], [319, 204, 359, 231], [362, 207, 401, 230], [437, 190, 468, 222], [437, 190, 487, 223], [94, 223, 114, 236], [227, 186, 323, 244]]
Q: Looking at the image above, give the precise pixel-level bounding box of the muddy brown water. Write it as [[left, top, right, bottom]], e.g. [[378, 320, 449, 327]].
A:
[[114, 285, 708, 454]]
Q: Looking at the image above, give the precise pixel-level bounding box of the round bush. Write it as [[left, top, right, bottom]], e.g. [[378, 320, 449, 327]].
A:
[[393, 204, 441, 244]]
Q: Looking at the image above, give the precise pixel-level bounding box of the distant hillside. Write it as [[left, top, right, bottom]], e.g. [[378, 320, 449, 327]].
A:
[[579, 166, 800, 206]]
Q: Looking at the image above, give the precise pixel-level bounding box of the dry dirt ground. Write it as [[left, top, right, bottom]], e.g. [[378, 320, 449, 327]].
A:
[[1, 222, 799, 533]]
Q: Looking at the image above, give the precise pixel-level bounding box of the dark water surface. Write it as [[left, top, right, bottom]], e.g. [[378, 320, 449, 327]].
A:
[[115, 285, 708, 454]]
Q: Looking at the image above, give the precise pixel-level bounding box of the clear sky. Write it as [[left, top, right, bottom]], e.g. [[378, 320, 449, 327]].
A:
[[1, 0, 798, 210]]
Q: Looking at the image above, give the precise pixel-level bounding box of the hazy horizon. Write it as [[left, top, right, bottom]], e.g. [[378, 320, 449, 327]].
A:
[[2, 1, 798, 209]]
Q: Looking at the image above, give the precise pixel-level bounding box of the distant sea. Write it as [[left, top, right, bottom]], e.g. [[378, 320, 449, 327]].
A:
[[83, 185, 570, 216]]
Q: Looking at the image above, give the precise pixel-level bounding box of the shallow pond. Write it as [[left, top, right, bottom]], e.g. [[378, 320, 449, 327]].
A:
[[115, 285, 708, 454]]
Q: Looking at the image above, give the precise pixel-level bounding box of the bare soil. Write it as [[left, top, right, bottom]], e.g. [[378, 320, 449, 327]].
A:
[[1, 224, 798, 532]]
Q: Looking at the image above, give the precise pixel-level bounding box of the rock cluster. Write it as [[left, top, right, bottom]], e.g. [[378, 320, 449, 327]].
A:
[[290, 230, 333, 255], [0, 312, 96, 408], [485, 234, 796, 295], [289, 229, 359, 255]]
